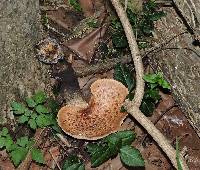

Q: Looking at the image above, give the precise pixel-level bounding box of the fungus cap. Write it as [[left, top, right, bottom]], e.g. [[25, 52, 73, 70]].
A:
[[57, 79, 128, 140]]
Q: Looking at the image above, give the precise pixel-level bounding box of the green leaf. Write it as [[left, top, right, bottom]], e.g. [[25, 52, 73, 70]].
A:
[[35, 105, 49, 114], [62, 155, 85, 170], [127, 9, 137, 24], [1, 127, 9, 136], [27, 139, 35, 148], [111, 19, 123, 31], [16, 136, 29, 147], [143, 74, 159, 84], [87, 143, 110, 167], [10, 147, 28, 167], [176, 138, 183, 170], [120, 145, 144, 167], [143, 0, 157, 11], [140, 87, 161, 116], [143, 72, 171, 90], [24, 109, 32, 117], [33, 91, 47, 104], [144, 88, 160, 101], [5, 135, 14, 151], [0, 137, 5, 148], [11, 102, 26, 115], [106, 134, 122, 153], [63, 163, 84, 170], [68, 0, 82, 12], [10, 147, 28, 166], [25, 97, 36, 108], [31, 148, 45, 164], [112, 32, 128, 48], [87, 131, 137, 168], [141, 23, 153, 35], [113, 130, 136, 146], [63, 155, 79, 167], [8, 143, 18, 152], [87, 135, 121, 167], [30, 112, 38, 119], [149, 11, 166, 21], [114, 64, 135, 92], [140, 99, 155, 116], [52, 123, 62, 133], [18, 115, 29, 123], [28, 119, 37, 130], [47, 99, 59, 114], [158, 78, 171, 90], [36, 114, 53, 128], [0, 134, 13, 151]]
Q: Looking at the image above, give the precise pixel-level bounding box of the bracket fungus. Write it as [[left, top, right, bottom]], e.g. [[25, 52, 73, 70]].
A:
[[57, 79, 128, 140]]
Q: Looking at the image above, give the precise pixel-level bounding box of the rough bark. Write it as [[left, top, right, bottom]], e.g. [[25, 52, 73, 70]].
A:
[[148, 6, 200, 136], [172, 0, 200, 36], [0, 0, 50, 124]]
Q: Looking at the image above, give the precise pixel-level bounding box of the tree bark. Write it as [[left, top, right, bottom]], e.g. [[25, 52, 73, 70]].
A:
[[0, 0, 50, 124], [148, 6, 200, 136]]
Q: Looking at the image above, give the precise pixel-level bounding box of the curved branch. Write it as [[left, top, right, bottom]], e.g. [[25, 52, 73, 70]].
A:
[[110, 0, 144, 107], [110, 0, 189, 169]]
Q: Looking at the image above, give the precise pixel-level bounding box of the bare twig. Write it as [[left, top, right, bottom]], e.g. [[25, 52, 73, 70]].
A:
[[110, 0, 189, 169], [124, 0, 128, 11], [49, 149, 62, 170], [110, 0, 144, 107], [75, 55, 132, 77], [56, 133, 71, 147]]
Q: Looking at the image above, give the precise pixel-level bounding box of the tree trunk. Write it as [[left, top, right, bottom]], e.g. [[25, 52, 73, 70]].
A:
[[0, 0, 50, 124], [148, 6, 200, 136]]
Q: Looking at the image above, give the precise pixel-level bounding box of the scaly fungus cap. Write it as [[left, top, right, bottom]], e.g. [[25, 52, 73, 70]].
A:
[[57, 79, 128, 140]]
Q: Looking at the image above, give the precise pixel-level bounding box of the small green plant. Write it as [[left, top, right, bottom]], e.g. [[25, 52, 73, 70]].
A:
[[143, 72, 171, 90], [68, 0, 82, 12], [140, 72, 171, 116], [114, 64, 170, 116], [176, 137, 183, 170], [0, 127, 44, 167], [11, 91, 59, 131], [111, 0, 166, 49], [114, 64, 135, 92], [111, 19, 128, 48], [86, 130, 144, 168], [62, 155, 85, 170]]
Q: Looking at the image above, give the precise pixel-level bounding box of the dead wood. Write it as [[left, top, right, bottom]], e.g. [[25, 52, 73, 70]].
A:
[[148, 6, 200, 137], [73, 55, 132, 77]]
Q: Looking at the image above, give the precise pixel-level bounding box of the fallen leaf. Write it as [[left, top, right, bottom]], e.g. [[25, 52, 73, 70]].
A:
[[64, 25, 107, 63]]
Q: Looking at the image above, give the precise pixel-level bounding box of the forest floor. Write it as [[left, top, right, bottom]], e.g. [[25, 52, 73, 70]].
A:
[[0, 0, 200, 170]]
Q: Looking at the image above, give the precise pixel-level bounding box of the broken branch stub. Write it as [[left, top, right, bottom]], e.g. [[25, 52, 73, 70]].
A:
[[57, 79, 128, 140]]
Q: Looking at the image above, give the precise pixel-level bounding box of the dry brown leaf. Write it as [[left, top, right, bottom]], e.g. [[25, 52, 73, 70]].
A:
[[64, 25, 107, 63], [79, 0, 95, 17]]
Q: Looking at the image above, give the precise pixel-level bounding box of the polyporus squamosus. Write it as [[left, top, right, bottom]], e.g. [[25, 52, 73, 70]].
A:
[[57, 79, 128, 140]]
